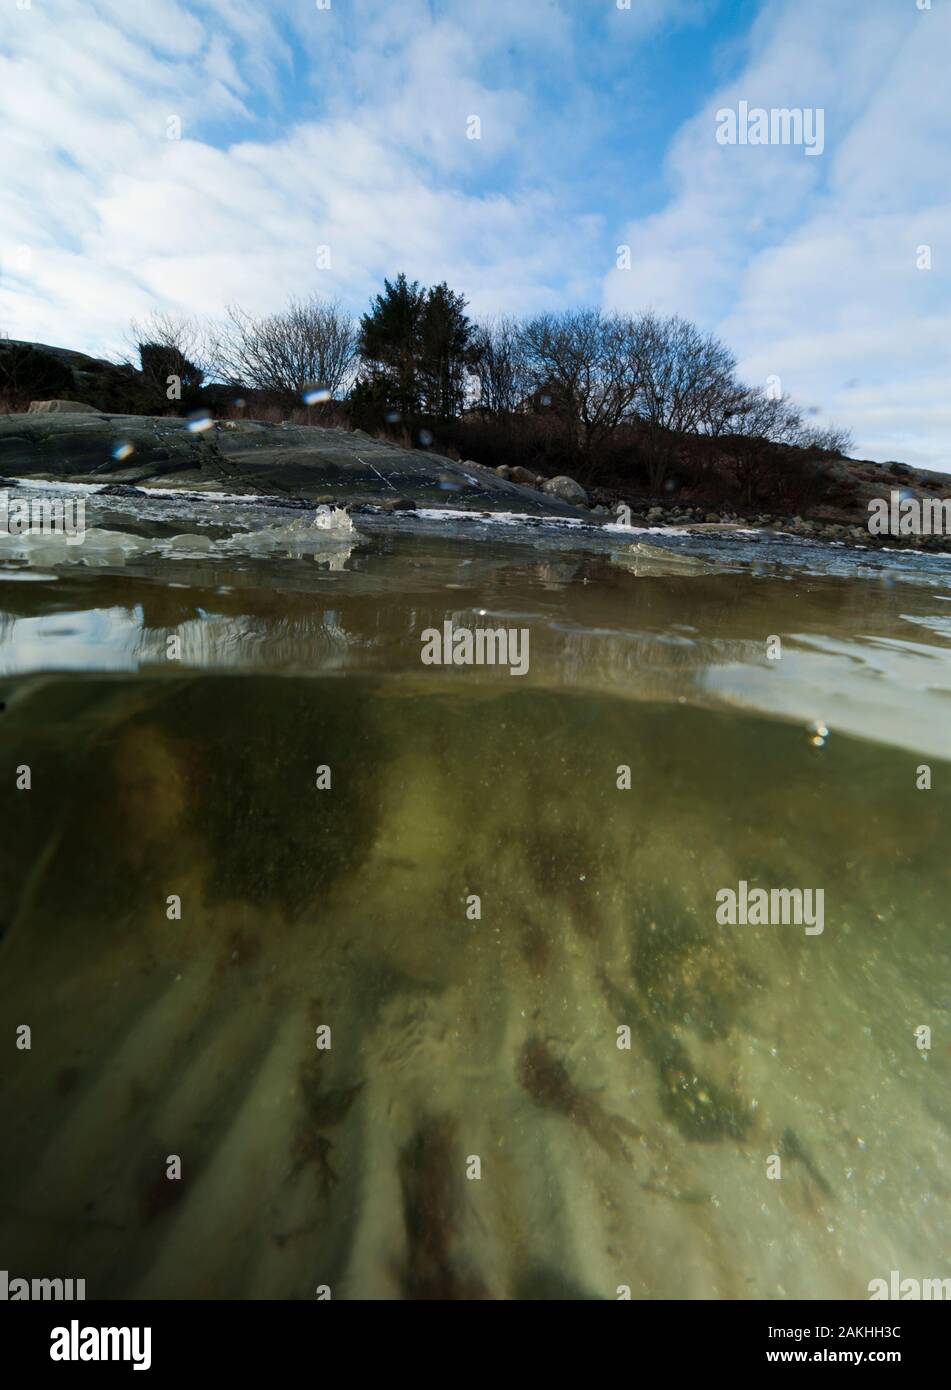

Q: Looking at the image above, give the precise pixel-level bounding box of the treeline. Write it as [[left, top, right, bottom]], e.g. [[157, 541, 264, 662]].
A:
[[2, 275, 855, 508]]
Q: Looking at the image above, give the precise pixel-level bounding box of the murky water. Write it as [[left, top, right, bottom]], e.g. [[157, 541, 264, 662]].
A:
[[1, 486, 950, 1298]]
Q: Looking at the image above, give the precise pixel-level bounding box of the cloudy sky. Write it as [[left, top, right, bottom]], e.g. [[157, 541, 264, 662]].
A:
[[1, 0, 948, 467]]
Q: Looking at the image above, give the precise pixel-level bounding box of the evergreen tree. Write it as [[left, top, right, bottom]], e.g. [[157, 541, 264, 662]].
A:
[[357, 274, 475, 419]]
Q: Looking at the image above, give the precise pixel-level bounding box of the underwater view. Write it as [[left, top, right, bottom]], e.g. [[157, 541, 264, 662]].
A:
[[3, 0, 949, 1354], [2, 485, 950, 1301]]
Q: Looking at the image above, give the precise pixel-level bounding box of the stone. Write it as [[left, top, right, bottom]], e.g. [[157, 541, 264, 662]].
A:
[[509, 465, 541, 488], [27, 400, 102, 414], [0, 413, 590, 517], [541, 475, 588, 506]]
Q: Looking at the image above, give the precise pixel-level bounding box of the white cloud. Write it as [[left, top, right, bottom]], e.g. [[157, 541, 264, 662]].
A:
[[0, 0, 603, 359], [1, 0, 947, 471], [604, 0, 951, 468]]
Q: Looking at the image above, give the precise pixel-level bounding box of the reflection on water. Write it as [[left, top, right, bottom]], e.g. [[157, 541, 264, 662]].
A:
[[3, 524, 951, 756], [1, 507, 951, 1299]]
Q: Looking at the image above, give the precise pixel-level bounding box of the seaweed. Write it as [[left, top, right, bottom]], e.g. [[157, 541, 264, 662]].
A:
[[517, 1037, 644, 1161], [397, 1117, 487, 1300]]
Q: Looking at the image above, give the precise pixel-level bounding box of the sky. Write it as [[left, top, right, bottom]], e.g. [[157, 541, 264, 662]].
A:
[[0, 0, 948, 468]]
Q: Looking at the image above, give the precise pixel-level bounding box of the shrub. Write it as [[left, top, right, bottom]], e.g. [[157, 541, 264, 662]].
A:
[[0, 342, 74, 407]]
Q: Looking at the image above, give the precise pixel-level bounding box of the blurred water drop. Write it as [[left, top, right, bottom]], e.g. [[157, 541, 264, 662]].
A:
[[303, 385, 331, 406], [187, 411, 214, 434]]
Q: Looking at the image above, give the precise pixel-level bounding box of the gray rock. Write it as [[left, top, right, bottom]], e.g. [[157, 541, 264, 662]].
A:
[[509, 465, 540, 488], [0, 412, 590, 518], [541, 475, 589, 506], [97, 483, 147, 498], [28, 400, 102, 414]]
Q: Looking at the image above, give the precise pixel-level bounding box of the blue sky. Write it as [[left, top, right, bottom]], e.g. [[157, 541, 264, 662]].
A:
[[1, 0, 948, 468]]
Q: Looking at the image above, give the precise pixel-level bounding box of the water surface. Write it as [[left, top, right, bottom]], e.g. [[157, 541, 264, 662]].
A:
[[1, 488, 949, 1298]]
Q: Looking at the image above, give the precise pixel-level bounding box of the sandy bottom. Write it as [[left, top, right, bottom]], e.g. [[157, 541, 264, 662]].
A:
[[1, 673, 949, 1299]]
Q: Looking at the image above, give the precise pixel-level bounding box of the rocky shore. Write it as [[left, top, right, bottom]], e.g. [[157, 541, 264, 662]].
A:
[[493, 463, 951, 553], [0, 409, 586, 518], [2, 405, 949, 551]]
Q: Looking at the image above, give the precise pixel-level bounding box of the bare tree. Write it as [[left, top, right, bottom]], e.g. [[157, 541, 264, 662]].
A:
[[128, 310, 209, 404], [469, 316, 533, 415], [129, 310, 208, 368], [720, 389, 853, 504], [627, 313, 737, 433], [518, 309, 641, 456], [718, 388, 804, 502], [796, 421, 854, 455], [213, 297, 359, 406], [621, 312, 740, 489]]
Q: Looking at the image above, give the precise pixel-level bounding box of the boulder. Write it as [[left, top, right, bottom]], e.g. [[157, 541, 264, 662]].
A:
[[508, 465, 540, 488], [541, 475, 588, 506], [28, 400, 102, 414]]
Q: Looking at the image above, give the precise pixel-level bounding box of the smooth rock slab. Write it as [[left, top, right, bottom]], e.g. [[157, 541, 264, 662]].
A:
[[0, 413, 589, 517]]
